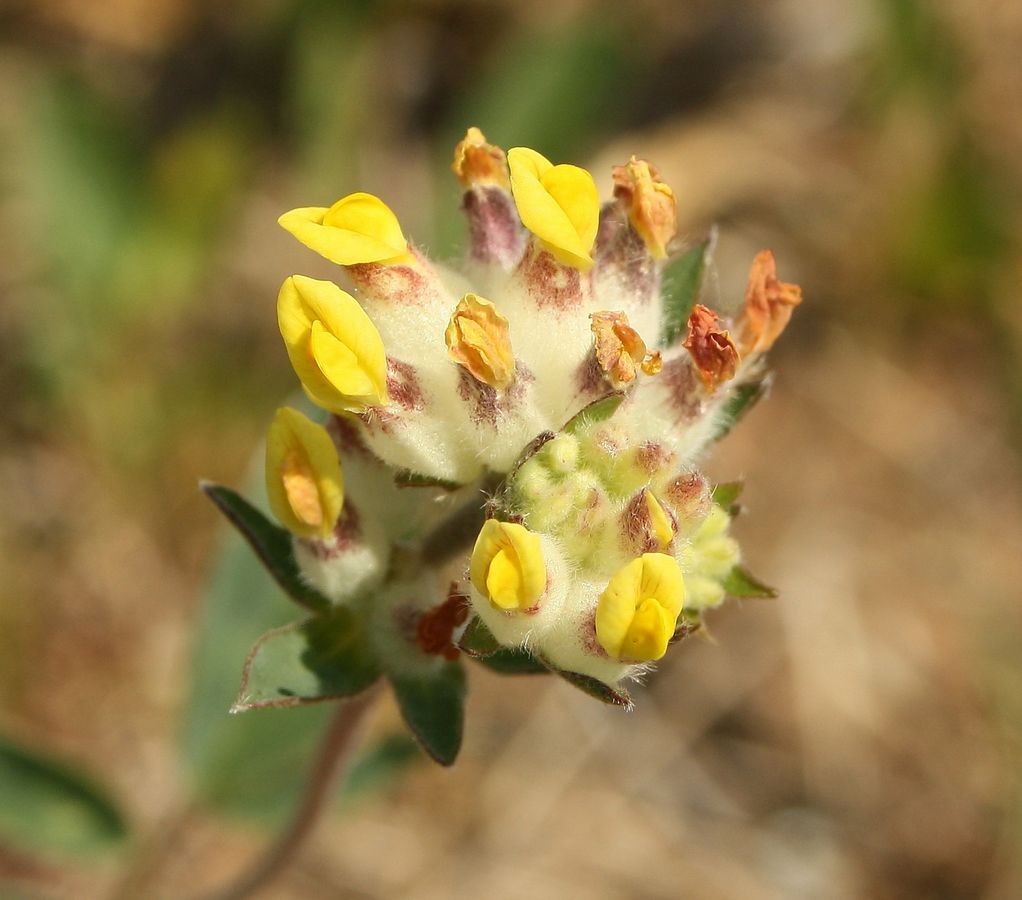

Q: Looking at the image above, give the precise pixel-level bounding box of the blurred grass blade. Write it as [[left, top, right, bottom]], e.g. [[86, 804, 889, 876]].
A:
[[0, 736, 128, 857]]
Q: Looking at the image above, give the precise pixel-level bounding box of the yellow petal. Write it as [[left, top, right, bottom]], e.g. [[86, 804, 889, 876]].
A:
[[278, 193, 413, 266], [470, 519, 546, 611], [621, 598, 675, 660], [596, 553, 684, 661], [507, 147, 599, 271], [277, 275, 389, 413], [265, 407, 344, 538], [445, 293, 515, 390]]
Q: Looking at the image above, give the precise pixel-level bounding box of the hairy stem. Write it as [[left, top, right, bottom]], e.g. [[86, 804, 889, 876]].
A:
[[200, 685, 380, 900]]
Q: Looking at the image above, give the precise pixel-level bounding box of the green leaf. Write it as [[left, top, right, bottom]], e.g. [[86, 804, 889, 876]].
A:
[[659, 234, 714, 347], [554, 670, 633, 710], [562, 392, 625, 435], [457, 616, 502, 657], [0, 736, 128, 857], [710, 375, 772, 444], [711, 481, 744, 511], [393, 469, 462, 491], [234, 607, 381, 712], [388, 664, 466, 767], [722, 565, 779, 599], [201, 482, 330, 614], [476, 647, 550, 675]]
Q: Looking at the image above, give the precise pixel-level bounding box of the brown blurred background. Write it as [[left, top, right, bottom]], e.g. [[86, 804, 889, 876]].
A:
[[1, 0, 1021, 897]]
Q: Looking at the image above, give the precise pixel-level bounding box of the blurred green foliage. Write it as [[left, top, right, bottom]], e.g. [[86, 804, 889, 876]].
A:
[[0, 736, 127, 856]]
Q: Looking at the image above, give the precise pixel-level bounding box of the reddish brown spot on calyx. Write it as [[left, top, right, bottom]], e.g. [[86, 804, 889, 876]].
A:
[[593, 205, 656, 302], [520, 245, 586, 311], [663, 472, 710, 527], [660, 357, 703, 422], [463, 187, 525, 268], [385, 359, 424, 412], [347, 247, 439, 307], [416, 588, 470, 660], [300, 502, 362, 560], [456, 364, 532, 426], [636, 440, 674, 474]]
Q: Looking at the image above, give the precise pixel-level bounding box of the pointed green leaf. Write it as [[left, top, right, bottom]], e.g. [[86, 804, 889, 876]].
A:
[[554, 669, 634, 709], [710, 375, 772, 444], [563, 392, 625, 435], [711, 481, 744, 510], [457, 616, 502, 657], [659, 233, 714, 347], [234, 607, 381, 711], [388, 663, 466, 766], [476, 647, 551, 675], [201, 482, 330, 614], [722, 565, 779, 599], [0, 736, 128, 856], [393, 469, 462, 491]]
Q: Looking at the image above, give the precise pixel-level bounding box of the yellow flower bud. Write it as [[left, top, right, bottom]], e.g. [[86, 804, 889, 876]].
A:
[[643, 490, 675, 549], [470, 519, 546, 611], [445, 293, 515, 391], [265, 407, 344, 538], [451, 127, 510, 189], [278, 192, 414, 267], [611, 157, 677, 259], [596, 553, 685, 662], [507, 146, 599, 271], [277, 274, 389, 413]]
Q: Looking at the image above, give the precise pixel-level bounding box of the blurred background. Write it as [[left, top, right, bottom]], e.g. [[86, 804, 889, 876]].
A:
[[1, 0, 1021, 897]]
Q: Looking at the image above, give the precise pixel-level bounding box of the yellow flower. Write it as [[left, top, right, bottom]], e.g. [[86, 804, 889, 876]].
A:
[[278, 192, 413, 266], [277, 274, 389, 413], [445, 293, 515, 390], [506, 147, 599, 271], [265, 407, 344, 539], [611, 157, 677, 259], [470, 519, 546, 611], [596, 553, 684, 662]]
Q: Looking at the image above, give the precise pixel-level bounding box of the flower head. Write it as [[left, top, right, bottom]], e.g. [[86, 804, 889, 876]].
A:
[[210, 127, 801, 758]]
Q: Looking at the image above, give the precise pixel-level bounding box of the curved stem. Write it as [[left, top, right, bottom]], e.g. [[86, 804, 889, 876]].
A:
[[201, 685, 380, 900]]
